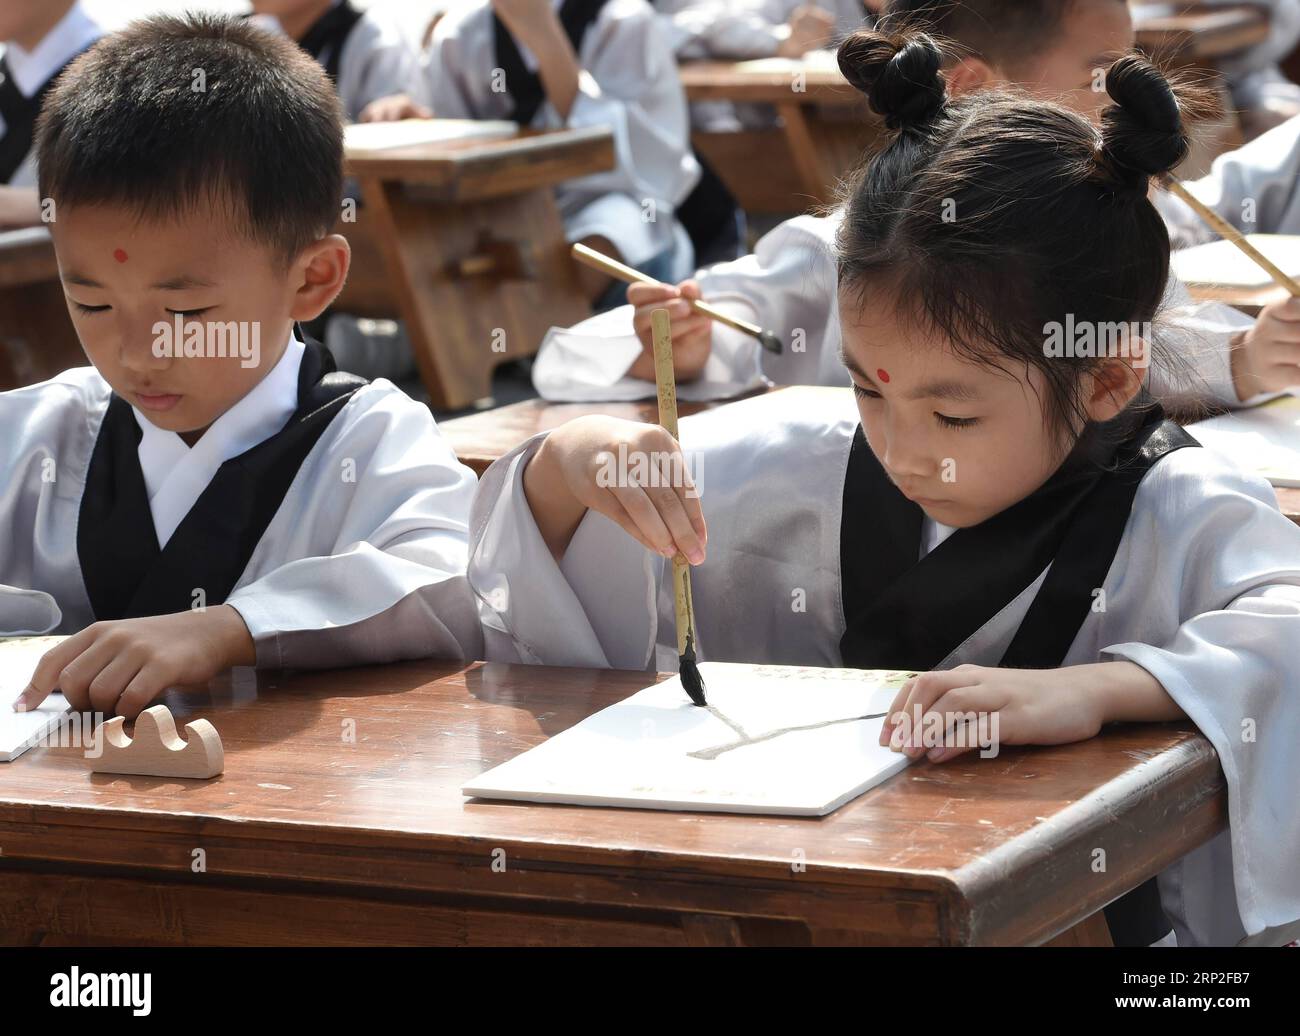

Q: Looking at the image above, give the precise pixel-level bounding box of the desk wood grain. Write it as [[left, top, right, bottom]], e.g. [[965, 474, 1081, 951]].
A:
[[0, 660, 1225, 946]]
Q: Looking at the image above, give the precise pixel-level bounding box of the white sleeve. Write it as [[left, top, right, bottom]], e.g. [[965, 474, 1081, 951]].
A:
[[414, 16, 479, 118], [225, 386, 483, 669], [664, 0, 789, 59], [1102, 449, 1300, 939], [1157, 117, 1300, 242], [338, 16, 422, 121], [0, 369, 107, 636], [469, 435, 664, 668]]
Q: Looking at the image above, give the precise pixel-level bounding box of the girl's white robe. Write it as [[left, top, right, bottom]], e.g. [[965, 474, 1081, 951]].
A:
[[468, 388, 1300, 946]]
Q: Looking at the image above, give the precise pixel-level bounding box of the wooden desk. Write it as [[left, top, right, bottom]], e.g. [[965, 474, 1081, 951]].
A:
[[679, 59, 877, 213], [340, 126, 616, 410], [0, 660, 1226, 946], [1133, 3, 1270, 62], [440, 394, 739, 475], [0, 227, 83, 391]]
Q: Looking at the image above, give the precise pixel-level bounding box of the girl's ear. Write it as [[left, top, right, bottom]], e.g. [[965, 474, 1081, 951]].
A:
[[944, 57, 999, 98], [1083, 351, 1148, 423]]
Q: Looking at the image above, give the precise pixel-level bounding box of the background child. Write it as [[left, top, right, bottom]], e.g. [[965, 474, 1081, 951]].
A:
[[0, 0, 104, 228], [248, 0, 420, 123], [364, 0, 702, 308], [469, 33, 1300, 948], [5, 14, 482, 719], [531, 0, 1296, 405]]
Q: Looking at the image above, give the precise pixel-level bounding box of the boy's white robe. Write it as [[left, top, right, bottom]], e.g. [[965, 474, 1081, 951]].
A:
[[531, 207, 1259, 408], [0, 362, 484, 669], [417, 0, 700, 271], [468, 388, 1300, 946]]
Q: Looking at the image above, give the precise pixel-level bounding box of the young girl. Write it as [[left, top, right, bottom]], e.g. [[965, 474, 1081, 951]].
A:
[[469, 31, 1300, 947]]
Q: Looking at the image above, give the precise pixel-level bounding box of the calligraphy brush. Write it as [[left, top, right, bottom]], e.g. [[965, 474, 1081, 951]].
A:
[[650, 307, 708, 708], [572, 242, 784, 356], [1164, 174, 1300, 296]]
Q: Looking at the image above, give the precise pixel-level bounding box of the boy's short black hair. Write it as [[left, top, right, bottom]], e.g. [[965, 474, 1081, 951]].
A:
[[37, 13, 344, 262], [882, 0, 1090, 71]]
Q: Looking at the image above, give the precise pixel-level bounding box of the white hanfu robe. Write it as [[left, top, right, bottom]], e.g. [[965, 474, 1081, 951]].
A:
[[0, 337, 483, 668], [532, 206, 1258, 408], [416, 0, 700, 273], [468, 388, 1300, 946]]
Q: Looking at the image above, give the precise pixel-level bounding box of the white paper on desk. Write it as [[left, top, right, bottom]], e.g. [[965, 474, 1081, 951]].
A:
[[1170, 234, 1300, 289], [0, 636, 69, 762], [1188, 394, 1300, 487], [343, 119, 517, 153], [463, 662, 917, 816]]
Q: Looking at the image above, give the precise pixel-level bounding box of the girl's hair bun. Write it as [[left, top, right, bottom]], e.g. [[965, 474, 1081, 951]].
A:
[[1097, 55, 1190, 189], [837, 29, 946, 132]]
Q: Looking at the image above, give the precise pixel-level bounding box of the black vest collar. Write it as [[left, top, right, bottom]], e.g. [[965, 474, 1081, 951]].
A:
[[76, 336, 367, 621], [298, 0, 365, 82], [493, 0, 611, 126]]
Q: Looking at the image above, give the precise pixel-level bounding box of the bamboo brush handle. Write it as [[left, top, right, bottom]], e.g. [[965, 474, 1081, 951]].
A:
[[651, 308, 694, 657], [572, 242, 767, 340], [1166, 176, 1300, 296]]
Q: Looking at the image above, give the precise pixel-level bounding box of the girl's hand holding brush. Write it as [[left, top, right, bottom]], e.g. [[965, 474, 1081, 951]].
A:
[[524, 415, 708, 566]]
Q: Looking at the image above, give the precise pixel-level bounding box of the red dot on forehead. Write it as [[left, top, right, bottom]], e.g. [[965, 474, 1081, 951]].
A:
[[876, 368, 891, 383], [113, 248, 128, 263]]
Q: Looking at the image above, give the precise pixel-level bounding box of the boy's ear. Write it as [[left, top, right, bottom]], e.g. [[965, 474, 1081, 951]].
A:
[[1083, 351, 1147, 423], [943, 56, 1000, 98], [288, 233, 351, 323]]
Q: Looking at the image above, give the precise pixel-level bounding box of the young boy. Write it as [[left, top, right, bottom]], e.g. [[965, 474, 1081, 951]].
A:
[[364, 0, 702, 308], [248, 0, 420, 123], [0, 0, 104, 228], [531, 0, 1299, 405], [6, 14, 482, 720]]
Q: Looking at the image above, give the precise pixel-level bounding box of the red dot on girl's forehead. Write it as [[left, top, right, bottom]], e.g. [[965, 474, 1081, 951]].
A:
[[113, 248, 128, 263], [876, 368, 891, 383]]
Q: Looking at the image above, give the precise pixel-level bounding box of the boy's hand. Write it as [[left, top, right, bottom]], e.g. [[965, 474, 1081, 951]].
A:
[[1231, 296, 1300, 399], [626, 280, 714, 383], [524, 415, 707, 563], [358, 94, 433, 123], [14, 606, 256, 720], [778, 6, 836, 58]]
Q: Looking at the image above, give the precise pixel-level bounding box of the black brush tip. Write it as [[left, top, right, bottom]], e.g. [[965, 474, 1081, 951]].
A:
[[758, 330, 784, 355], [679, 650, 708, 708]]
